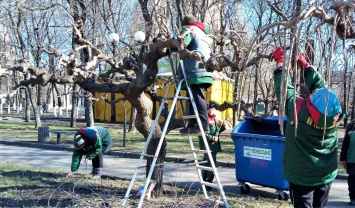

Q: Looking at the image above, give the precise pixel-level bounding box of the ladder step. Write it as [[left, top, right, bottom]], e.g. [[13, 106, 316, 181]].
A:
[[182, 159, 194, 164], [182, 115, 197, 119], [201, 181, 219, 189], [196, 164, 214, 171], [190, 149, 209, 153], [206, 198, 226, 207], [150, 160, 208, 170], [165, 96, 190, 100], [182, 160, 208, 165], [137, 162, 166, 169], [141, 154, 157, 158]]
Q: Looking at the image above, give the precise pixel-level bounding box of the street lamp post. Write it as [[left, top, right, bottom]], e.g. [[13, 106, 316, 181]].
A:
[[122, 97, 127, 147], [108, 33, 119, 123], [108, 33, 128, 147], [108, 32, 119, 49]]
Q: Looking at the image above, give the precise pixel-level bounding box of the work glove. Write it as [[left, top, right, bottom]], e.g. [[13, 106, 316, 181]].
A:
[[210, 136, 218, 142], [272, 47, 284, 64], [297, 54, 310, 70]]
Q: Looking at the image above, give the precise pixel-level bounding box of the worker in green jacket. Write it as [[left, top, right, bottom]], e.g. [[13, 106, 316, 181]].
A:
[[272, 47, 343, 208], [66, 126, 112, 179], [177, 14, 213, 134], [198, 107, 226, 191]]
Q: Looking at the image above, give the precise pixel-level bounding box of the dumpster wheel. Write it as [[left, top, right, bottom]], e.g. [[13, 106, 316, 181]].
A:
[[240, 184, 250, 194], [277, 192, 289, 201]]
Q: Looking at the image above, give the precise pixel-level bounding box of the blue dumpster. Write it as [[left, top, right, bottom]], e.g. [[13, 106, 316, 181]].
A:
[[231, 116, 289, 200]]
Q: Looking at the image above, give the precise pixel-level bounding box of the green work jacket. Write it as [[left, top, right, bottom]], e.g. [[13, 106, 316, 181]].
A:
[[274, 66, 341, 186]]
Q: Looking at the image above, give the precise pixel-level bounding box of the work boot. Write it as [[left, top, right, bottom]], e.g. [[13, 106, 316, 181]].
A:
[[92, 167, 103, 178]]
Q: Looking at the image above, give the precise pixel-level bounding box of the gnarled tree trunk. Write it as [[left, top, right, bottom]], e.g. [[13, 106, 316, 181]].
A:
[[129, 92, 166, 196]]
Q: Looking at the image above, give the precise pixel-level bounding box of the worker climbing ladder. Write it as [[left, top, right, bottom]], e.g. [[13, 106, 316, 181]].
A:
[[121, 60, 230, 208]]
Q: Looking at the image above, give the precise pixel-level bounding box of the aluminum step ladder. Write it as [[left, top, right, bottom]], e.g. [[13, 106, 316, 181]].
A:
[[121, 60, 230, 208]]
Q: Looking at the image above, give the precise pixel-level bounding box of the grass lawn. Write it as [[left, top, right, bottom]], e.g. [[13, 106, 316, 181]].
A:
[[0, 161, 293, 207]]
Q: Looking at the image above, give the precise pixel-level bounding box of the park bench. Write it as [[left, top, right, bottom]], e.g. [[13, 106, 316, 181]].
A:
[[38, 126, 77, 144], [50, 130, 78, 144]]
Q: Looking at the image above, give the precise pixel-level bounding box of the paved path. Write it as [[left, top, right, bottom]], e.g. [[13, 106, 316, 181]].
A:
[[0, 143, 350, 207]]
